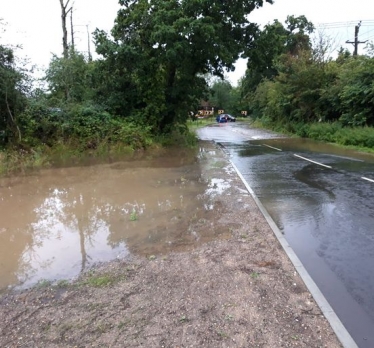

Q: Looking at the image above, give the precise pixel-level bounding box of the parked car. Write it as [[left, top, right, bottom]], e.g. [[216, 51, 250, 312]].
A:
[[222, 114, 236, 122], [216, 115, 228, 123]]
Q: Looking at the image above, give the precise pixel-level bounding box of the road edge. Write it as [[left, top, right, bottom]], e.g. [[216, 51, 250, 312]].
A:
[[230, 160, 358, 348]]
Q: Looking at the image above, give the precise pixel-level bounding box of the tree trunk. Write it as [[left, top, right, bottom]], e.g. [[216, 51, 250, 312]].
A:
[[5, 88, 21, 142], [59, 0, 71, 59], [160, 65, 177, 133]]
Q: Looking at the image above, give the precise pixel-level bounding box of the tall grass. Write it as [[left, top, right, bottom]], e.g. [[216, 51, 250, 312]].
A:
[[0, 125, 202, 175], [254, 120, 374, 152]]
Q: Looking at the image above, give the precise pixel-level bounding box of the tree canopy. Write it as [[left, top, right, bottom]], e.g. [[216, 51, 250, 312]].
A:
[[0, 25, 28, 144], [242, 15, 314, 94], [94, 0, 273, 133]]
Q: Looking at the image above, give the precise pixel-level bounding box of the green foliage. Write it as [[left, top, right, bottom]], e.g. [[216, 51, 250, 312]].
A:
[[83, 274, 114, 287], [244, 18, 374, 148], [19, 102, 153, 150], [0, 37, 29, 144], [207, 79, 243, 116], [242, 15, 314, 94], [337, 56, 374, 126], [209, 80, 233, 110], [45, 50, 94, 103], [94, 0, 273, 133]]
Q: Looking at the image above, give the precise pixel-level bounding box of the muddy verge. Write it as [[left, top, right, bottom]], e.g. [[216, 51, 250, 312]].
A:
[[0, 141, 341, 347]]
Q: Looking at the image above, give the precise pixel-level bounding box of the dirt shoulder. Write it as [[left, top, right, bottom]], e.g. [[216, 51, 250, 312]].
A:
[[0, 141, 342, 347]]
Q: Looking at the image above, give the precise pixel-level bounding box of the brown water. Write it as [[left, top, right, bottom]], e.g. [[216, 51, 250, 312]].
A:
[[0, 147, 230, 290]]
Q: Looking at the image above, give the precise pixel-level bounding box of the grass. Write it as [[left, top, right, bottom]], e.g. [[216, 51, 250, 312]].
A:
[[250, 272, 260, 279], [253, 119, 374, 153], [0, 141, 137, 176], [187, 118, 215, 132], [35, 279, 53, 288], [0, 127, 198, 176], [80, 273, 118, 287], [217, 330, 230, 339], [179, 315, 188, 323], [56, 279, 70, 288], [130, 211, 138, 221]]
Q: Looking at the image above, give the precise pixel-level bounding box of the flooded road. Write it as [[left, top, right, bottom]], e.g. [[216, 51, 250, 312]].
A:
[[0, 146, 231, 290], [198, 123, 374, 347]]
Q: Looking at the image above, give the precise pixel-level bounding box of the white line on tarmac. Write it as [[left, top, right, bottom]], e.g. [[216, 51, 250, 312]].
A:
[[362, 176, 374, 183], [230, 160, 358, 348], [293, 154, 332, 169], [262, 144, 282, 151]]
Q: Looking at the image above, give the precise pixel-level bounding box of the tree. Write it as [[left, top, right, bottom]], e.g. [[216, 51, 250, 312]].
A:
[[209, 80, 233, 110], [0, 22, 29, 144], [337, 56, 374, 126], [59, 0, 72, 59], [241, 15, 314, 95], [94, 0, 273, 133], [45, 50, 93, 104]]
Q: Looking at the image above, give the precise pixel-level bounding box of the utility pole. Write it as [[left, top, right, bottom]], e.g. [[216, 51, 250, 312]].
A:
[[346, 21, 367, 56]]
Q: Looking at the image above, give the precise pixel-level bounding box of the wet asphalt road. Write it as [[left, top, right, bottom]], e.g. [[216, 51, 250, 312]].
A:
[[197, 122, 374, 347]]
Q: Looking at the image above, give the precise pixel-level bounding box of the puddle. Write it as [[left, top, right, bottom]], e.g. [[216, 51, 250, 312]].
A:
[[0, 146, 232, 290]]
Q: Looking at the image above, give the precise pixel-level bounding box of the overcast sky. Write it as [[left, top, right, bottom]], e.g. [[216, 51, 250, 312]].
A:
[[1, 0, 374, 85]]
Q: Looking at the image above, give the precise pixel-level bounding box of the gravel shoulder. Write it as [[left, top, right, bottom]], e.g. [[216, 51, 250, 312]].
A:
[[0, 141, 342, 347]]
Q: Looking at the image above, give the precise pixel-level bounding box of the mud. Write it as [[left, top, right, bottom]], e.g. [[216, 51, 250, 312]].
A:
[[0, 141, 342, 347]]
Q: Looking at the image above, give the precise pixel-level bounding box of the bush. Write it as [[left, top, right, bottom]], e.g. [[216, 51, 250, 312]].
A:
[[18, 102, 154, 151]]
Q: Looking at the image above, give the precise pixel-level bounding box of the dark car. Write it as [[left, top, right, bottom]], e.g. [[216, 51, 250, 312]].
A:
[[222, 114, 236, 122], [216, 115, 228, 123]]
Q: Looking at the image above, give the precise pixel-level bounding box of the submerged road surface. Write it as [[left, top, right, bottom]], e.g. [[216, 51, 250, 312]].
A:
[[198, 122, 374, 348]]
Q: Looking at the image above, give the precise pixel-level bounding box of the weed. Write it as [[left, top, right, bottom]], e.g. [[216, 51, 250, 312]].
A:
[[217, 330, 230, 339], [250, 272, 260, 279], [179, 315, 188, 323], [212, 160, 226, 168], [35, 279, 52, 288], [148, 255, 156, 261], [83, 274, 114, 287], [96, 321, 111, 333], [118, 319, 131, 329], [130, 211, 138, 221], [56, 279, 70, 288]]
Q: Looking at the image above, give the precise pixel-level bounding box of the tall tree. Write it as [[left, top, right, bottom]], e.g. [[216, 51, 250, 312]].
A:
[[94, 0, 273, 133], [209, 80, 233, 110], [242, 15, 314, 95], [59, 0, 72, 59], [45, 51, 92, 103], [0, 22, 29, 144]]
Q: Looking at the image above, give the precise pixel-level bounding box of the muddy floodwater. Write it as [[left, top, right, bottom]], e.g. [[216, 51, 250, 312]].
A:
[[0, 146, 231, 290]]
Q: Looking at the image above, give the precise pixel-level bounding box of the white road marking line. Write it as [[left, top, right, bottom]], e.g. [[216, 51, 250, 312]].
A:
[[262, 144, 282, 151], [362, 177, 374, 183], [293, 154, 332, 169]]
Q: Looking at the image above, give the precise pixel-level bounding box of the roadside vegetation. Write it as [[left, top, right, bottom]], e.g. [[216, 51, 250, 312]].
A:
[[0, 1, 272, 174], [2, 2, 374, 175], [239, 15, 374, 152]]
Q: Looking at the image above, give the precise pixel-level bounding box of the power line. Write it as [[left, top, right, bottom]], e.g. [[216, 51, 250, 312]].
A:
[[317, 19, 374, 26], [358, 27, 374, 40], [346, 21, 367, 55]]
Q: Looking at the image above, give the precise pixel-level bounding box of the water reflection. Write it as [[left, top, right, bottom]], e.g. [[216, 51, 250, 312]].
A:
[[227, 138, 374, 346], [0, 148, 231, 290]]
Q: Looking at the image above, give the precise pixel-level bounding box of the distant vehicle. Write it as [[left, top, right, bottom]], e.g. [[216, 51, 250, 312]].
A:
[[216, 115, 228, 123], [222, 114, 236, 122]]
